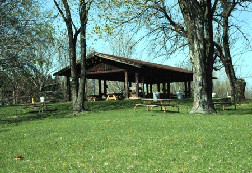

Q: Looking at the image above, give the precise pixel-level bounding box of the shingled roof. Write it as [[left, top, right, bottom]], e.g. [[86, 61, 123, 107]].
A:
[[53, 52, 193, 76]]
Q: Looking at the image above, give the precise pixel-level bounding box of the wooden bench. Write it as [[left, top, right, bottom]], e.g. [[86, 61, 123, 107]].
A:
[[135, 104, 179, 113], [134, 104, 159, 113], [32, 106, 43, 113], [87, 96, 96, 102], [213, 102, 236, 110], [31, 101, 51, 113], [16, 103, 30, 115], [155, 104, 179, 113], [16, 101, 51, 115], [134, 104, 144, 111], [106, 94, 119, 100], [16, 107, 26, 115]]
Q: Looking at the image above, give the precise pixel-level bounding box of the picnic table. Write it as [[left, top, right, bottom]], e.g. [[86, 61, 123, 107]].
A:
[[87, 95, 96, 102], [212, 97, 236, 110], [134, 98, 179, 113], [16, 101, 51, 115], [105, 93, 122, 100]]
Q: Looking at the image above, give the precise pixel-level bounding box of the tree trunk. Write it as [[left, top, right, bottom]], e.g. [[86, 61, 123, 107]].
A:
[[179, 0, 216, 114], [205, 0, 215, 109], [73, 0, 88, 114], [235, 79, 246, 103], [54, 0, 80, 112], [221, 0, 237, 103], [69, 31, 78, 111]]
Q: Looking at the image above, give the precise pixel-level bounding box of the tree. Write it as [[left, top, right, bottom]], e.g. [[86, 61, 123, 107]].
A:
[[0, 0, 56, 104], [53, 34, 71, 71], [213, 0, 250, 103], [107, 28, 137, 59], [110, 0, 217, 113], [107, 0, 251, 113], [29, 48, 54, 95], [176, 0, 216, 113], [53, 0, 92, 114], [0, 0, 54, 71]]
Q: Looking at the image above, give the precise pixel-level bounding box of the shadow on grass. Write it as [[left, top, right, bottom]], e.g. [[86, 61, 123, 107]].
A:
[[0, 100, 143, 126], [0, 102, 75, 126], [1, 99, 251, 126], [1, 109, 59, 125], [214, 102, 252, 115], [0, 128, 11, 132], [150, 110, 180, 114]]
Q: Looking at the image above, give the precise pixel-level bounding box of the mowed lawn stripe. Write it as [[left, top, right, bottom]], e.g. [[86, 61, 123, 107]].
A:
[[0, 99, 252, 172]]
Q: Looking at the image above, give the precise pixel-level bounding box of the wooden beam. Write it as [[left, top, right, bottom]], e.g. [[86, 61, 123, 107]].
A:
[[162, 82, 165, 98], [86, 69, 125, 75], [162, 83, 165, 93], [141, 76, 144, 98], [99, 79, 101, 96], [125, 71, 129, 99], [104, 80, 106, 94], [167, 82, 170, 99], [146, 83, 149, 95], [135, 72, 139, 98]]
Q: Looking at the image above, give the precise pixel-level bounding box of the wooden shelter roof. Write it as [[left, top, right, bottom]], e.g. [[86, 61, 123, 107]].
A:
[[53, 53, 193, 83]]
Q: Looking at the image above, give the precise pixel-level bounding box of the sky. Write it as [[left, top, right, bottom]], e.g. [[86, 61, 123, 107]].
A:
[[43, 0, 252, 91]]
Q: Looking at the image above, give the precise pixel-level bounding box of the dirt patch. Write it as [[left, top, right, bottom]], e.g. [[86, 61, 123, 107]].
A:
[[7, 116, 18, 119], [65, 114, 75, 117], [65, 110, 88, 117]]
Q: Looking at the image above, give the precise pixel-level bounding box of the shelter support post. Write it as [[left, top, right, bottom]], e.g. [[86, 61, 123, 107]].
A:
[[104, 80, 107, 94], [135, 72, 139, 98], [157, 83, 160, 92], [162, 82, 165, 98], [167, 82, 170, 99], [150, 84, 152, 94], [125, 71, 129, 99], [99, 79, 101, 96], [141, 76, 144, 98], [184, 82, 187, 98], [146, 83, 149, 95]]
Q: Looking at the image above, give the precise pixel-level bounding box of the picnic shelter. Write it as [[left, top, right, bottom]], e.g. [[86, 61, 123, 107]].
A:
[[53, 53, 193, 101]]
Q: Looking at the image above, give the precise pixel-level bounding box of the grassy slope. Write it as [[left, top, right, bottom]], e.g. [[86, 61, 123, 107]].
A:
[[0, 99, 252, 172]]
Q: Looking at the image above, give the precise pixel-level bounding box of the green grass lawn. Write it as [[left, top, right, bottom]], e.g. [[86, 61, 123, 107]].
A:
[[0, 99, 252, 172]]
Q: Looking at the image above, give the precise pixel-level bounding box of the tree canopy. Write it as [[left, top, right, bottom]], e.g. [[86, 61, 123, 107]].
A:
[[0, 0, 57, 104]]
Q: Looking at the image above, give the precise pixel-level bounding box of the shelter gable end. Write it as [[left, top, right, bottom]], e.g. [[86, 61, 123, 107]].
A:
[[87, 62, 120, 72]]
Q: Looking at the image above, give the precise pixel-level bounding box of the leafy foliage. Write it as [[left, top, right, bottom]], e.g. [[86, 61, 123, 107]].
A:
[[0, 0, 56, 105]]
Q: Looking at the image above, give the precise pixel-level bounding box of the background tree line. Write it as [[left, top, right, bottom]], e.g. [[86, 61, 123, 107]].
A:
[[0, 0, 63, 105]]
